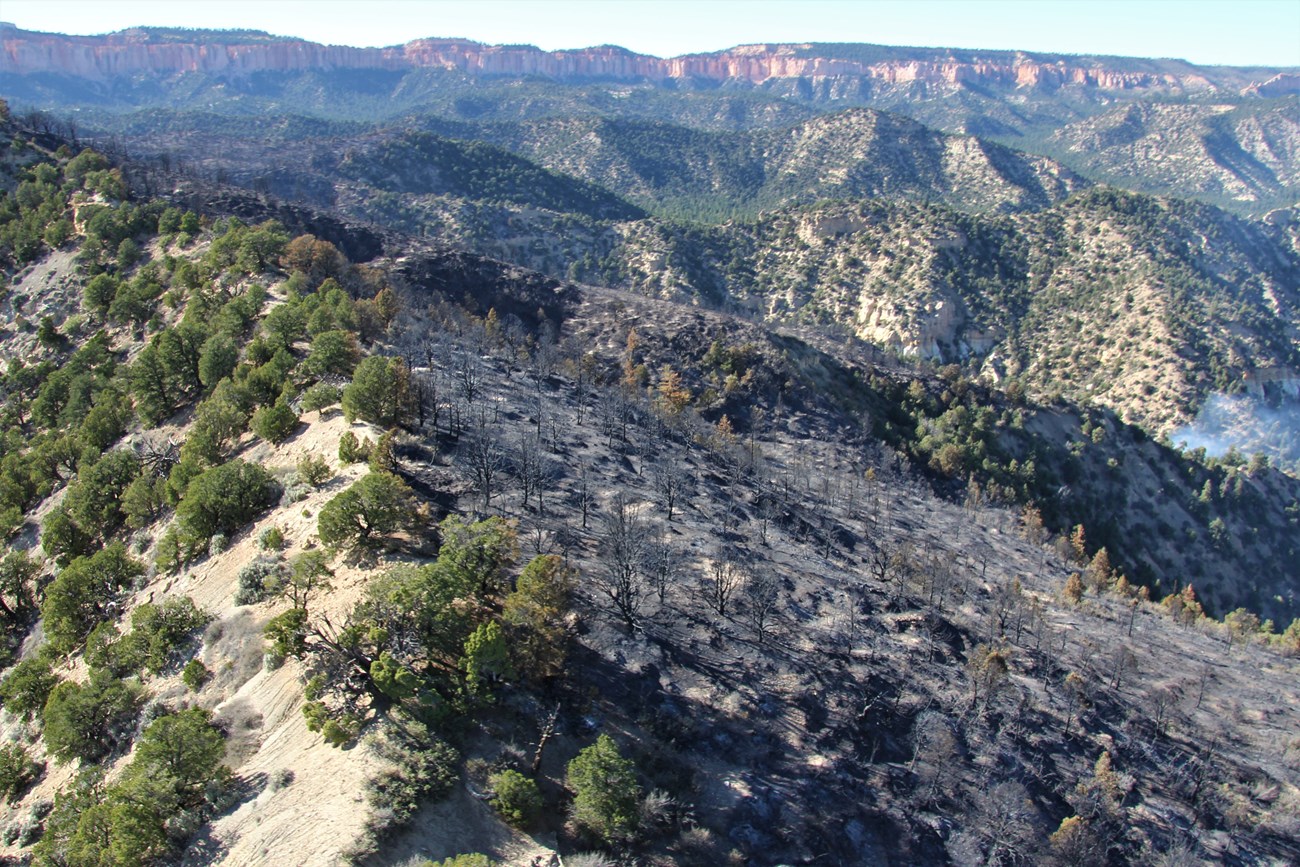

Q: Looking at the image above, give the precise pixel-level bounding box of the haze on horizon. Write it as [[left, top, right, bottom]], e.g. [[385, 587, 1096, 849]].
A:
[[3, 0, 1299, 68]]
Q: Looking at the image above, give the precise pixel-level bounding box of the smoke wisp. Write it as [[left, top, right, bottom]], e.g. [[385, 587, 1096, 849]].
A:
[[1171, 393, 1300, 473]]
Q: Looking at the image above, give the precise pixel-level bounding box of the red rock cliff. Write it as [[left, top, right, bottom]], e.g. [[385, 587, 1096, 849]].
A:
[[0, 25, 1278, 95]]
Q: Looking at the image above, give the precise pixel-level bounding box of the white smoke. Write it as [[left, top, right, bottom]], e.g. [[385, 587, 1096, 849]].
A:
[[1171, 393, 1300, 472]]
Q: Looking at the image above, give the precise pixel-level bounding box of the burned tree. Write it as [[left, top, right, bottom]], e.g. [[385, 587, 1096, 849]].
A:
[[745, 570, 781, 644], [652, 456, 690, 522], [459, 420, 507, 513], [700, 552, 746, 617], [595, 493, 650, 630]]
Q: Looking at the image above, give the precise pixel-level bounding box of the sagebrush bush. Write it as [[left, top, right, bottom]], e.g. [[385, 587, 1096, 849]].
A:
[[279, 471, 312, 506], [235, 555, 286, 605], [562, 855, 616, 867], [423, 856, 495, 867], [2, 798, 50, 847], [259, 526, 285, 550]]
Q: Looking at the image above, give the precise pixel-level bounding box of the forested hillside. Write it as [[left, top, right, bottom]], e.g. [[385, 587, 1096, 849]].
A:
[[0, 107, 1298, 866]]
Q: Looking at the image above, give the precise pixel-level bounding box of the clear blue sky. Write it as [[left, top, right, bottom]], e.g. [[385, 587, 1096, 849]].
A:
[[4, 0, 1298, 67]]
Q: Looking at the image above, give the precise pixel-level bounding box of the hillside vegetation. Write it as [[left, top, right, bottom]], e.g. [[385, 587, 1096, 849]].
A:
[[0, 111, 1298, 867], [319, 183, 1300, 438], [1037, 97, 1300, 215], [456, 110, 1086, 220]]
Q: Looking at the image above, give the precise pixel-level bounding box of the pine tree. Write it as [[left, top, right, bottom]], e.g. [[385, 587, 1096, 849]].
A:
[[1063, 572, 1084, 605], [567, 734, 640, 843], [1069, 524, 1088, 563]]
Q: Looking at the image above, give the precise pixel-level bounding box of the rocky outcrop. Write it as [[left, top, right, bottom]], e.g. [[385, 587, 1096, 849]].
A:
[[1242, 72, 1300, 98], [0, 24, 1281, 96]]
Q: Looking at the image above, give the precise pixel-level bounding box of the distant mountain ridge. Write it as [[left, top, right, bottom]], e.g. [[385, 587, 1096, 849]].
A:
[[3, 23, 1294, 96]]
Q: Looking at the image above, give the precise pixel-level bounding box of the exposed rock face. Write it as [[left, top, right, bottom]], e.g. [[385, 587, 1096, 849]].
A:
[[1243, 72, 1300, 98], [0, 24, 1285, 97]]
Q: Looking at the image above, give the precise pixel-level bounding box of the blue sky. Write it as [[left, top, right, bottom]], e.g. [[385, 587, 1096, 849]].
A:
[[4, 0, 1298, 67]]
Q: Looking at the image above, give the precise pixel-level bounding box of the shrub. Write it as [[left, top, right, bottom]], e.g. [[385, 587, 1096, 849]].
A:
[[299, 382, 341, 413], [561, 855, 616, 867], [320, 718, 357, 748], [424, 856, 495, 867], [251, 400, 300, 444], [297, 453, 331, 487], [366, 729, 459, 830], [259, 525, 285, 550], [567, 734, 641, 844], [0, 744, 42, 804], [489, 769, 543, 829], [275, 470, 312, 507], [182, 658, 209, 691], [302, 700, 358, 747], [176, 459, 280, 556], [42, 672, 143, 763], [2, 798, 50, 847], [235, 555, 287, 605]]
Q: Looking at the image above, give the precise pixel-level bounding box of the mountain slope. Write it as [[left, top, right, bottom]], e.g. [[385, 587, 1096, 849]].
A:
[[336, 131, 645, 222], [1, 117, 1299, 867], [470, 109, 1085, 219], [1041, 97, 1300, 213], [334, 185, 1299, 437]]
